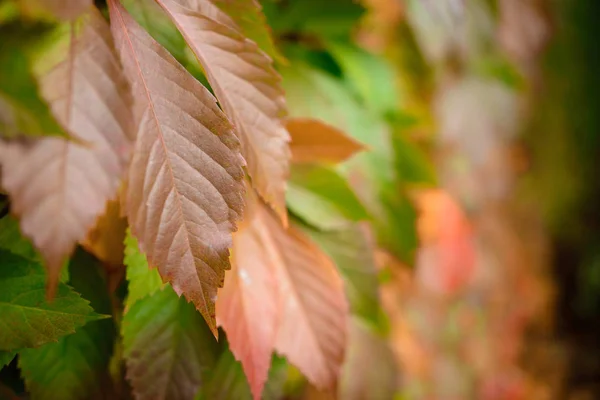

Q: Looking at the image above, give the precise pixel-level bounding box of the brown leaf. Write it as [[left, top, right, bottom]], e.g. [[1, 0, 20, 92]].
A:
[[108, 0, 245, 335], [0, 7, 132, 292], [216, 189, 278, 400], [287, 118, 365, 164], [156, 0, 290, 224]]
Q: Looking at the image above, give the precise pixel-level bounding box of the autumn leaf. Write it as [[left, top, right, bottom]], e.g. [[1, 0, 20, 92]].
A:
[[108, 0, 245, 334], [414, 189, 476, 295], [122, 286, 218, 400], [0, 7, 133, 293], [287, 118, 365, 164], [216, 190, 279, 399], [156, 0, 290, 223], [218, 191, 348, 396], [273, 218, 348, 389]]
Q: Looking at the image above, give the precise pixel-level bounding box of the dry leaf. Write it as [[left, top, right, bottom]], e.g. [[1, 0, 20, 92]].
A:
[[0, 7, 132, 292], [216, 189, 278, 400], [156, 0, 290, 224], [287, 118, 365, 164], [108, 0, 245, 335]]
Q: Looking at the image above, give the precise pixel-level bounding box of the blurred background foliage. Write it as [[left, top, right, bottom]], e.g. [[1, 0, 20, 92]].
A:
[[1, 0, 599, 398]]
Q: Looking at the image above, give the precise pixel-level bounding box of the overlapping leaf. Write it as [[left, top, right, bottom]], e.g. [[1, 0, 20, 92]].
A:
[[0, 7, 133, 291], [218, 191, 348, 397], [301, 223, 381, 324], [286, 118, 364, 164], [157, 0, 290, 222], [122, 287, 218, 400], [272, 213, 349, 388], [19, 250, 116, 400], [0, 250, 102, 351], [108, 0, 245, 334], [216, 190, 279, 399]]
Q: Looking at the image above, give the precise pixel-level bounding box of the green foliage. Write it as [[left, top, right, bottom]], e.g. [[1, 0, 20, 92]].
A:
[[19, 250, 116, 400], [287, 164, 369, 230], [124, 229, 163, 309], [0, 249, 104, 351], [0, 351, 15, 367], [122, 286, 218, 400], [196, 349, 288, 400], [0, 24, 66, 138]]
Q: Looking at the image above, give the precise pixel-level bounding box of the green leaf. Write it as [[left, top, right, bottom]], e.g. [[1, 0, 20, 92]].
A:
[[0, 25, 66, 138], [287, 164, 369, 230], [326, 41, 399, 117], [300, 223, 382, 325], [120, 0, 206, 83], [339, 318, 399, 400], [0, 250, 102, 351], [263, 0, 364, 40], [210, 0, 286, 64], [0, 215, 69, 281], [196, 349, 288, 400], [282, 63, 418, 261], [0, 351, 15, 367], [18, 249, 116, 399], [0, 214, 38, 261], [122, 286, 218, 400], [124, 229, 164, 310]]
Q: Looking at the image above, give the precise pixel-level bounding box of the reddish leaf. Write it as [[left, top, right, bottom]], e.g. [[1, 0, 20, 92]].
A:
[[156, 0, 290, 224], [415, 189, 476, 295], [287, 118, 365, 164], [216, 189, 279, 400], [0, 7, 132, 292], [108, 0, 245, 334], [218, 190, 349, 396]]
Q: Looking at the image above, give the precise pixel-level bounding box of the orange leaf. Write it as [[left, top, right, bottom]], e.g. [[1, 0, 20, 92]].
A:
[[0, 7, 133, 292], [287, 118, 365, 164], [108, 0, 245, 335], [273, 222, 348, 389], [156, 0, 291, 224], [218, 189, 349, 397], [216, 189, 278, 400]]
